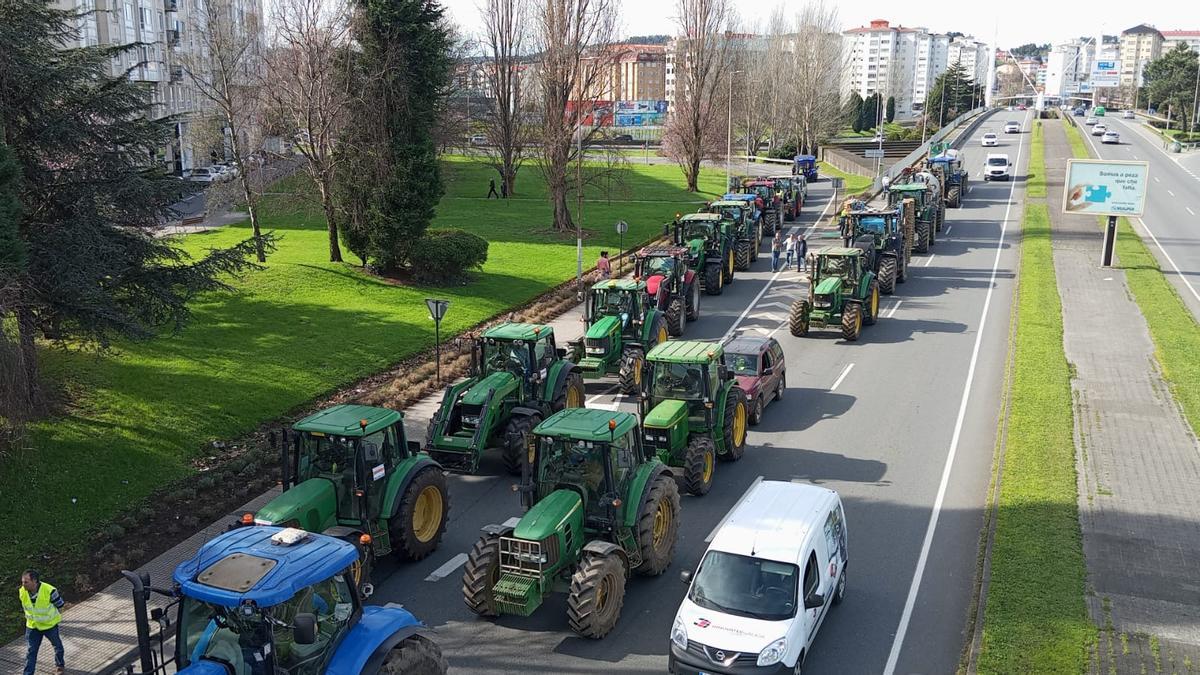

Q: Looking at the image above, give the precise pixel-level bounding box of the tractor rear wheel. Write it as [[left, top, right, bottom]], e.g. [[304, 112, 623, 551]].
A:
[[789, 300, 810, 337], [703, 262, 724, 296], [720, 388, 748, 461], [634, 474, 680, 574], [948, 186, 961, 208], [554, 372, 585, 411], [686, 282, 701, 321], [724, 250, 736, 284], [914, 222, 930, 253], [879, 257, 897, 295], [682, 437, 716, 496], [864, 280, 879, 326], [618, 348, 645, 395], [567, 553, 627, 639], [750, 229, 761, 261], [898, 254, 908, 283], [390, 467, 450, 561], [735, 240, 751, 271], [666, 298, 685, 337], [502, 414, 538, 475], [462, 534, 501, 616], [841, 303, 862, 341], [379, 635, 448, 675]]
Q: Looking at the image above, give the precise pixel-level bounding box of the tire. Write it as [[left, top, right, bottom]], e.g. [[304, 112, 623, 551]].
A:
[[634, 474, 680, 574], [948, 186, 961, 208], [928, 218, 937, 248], [554, 372, 584, 411], [390, 466, 450, 560], [776, 372, 785, 401], [735, 240, 751, 271], [666, 298, 685, 337], [686, 281, 701, 321], [724, 250, 736, 285], [682, 436, 716, 496], [750, 396, 764, 425], [567, 553, 627, 638], [914, 222, 930, 253], [832, 565, 848, 606], [379, 634, 448, 675], [719, 387, 748, 461], [502, 414, 537, 475], [879, 257, 896, 295], [462, 534, 501, 616], [618, 347, 645, 395], [863, 280, 879, 326], [703, 262, 723, 296], [841, 302, 862, 341], [898, 252, 908, 283], [750, 227, 761, 261], [789, 299, 810, 337]]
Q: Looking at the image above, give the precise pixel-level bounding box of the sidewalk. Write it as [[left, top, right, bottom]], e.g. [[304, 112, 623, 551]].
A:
[[1044, 120, 1200, 673]]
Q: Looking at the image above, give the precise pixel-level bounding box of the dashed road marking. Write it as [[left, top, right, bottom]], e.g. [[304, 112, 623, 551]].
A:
[[424, 552, 469, 582], [945, 225, 952, 235], [502, 516, 521, 528], [1188, 207, 1196, 216], [705, 476, 764, 542], [1168, 189, 1175, 197], [586, 385, 619, 405], [830, 363, 854, 391], [1154, 176, 1161, 182], [924, 254, 936, 267], [885, 300, 903, 318]]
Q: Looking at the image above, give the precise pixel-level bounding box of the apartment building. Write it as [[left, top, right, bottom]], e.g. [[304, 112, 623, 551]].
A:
[[1119, 24, 1164, 91], [912, 32, 950, 112], [614, 45, 666, 101], [948, 37, 990, 85], [1162, 30, 1200, 54]]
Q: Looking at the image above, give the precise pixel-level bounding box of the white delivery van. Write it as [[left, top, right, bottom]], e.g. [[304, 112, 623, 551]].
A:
[[984, 153, 1011, 181], [669, 481, 848, 674]]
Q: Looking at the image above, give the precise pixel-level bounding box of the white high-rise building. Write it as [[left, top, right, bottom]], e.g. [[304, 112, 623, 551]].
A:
[[948, 37, 990, 86], [913, 32, 950, 112]]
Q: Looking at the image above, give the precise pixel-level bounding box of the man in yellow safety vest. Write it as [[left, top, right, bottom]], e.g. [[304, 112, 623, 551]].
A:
[[20, 569, 65, 675]]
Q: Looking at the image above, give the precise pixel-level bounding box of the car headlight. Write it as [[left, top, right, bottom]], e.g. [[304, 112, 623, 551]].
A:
[[671, 616, 688, 651], [757, 637, 788, 667]]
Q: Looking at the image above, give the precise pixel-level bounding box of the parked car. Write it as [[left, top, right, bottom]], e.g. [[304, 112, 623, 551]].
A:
[[1123, 110, 1136, 119], [1085, 116, 1098, 125], [187, 167, 216, 183], [981, 132, 999, 147], [1004, 121, 1021, 134], [1018, 104, 1027, 111], [1092, 123, 1107, 136], [984, 153, 1011, 181], [1102, 131, 1121, 144], [670, 481, 848, 675], [610, 133, 634, 144], [469, 134, 487, 145], [723, 335, 786, 425]]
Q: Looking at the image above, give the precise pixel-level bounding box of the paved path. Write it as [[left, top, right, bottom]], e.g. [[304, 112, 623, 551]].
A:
[[1045, 120, 1200, 674]]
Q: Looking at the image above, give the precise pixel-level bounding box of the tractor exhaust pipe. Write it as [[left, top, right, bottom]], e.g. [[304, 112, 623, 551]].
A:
[[123, 571, 155, 674]]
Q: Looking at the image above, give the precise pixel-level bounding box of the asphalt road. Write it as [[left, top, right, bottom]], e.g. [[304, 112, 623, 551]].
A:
[[366, 112, 1031, 674], [1071, 114, 1200, 321]]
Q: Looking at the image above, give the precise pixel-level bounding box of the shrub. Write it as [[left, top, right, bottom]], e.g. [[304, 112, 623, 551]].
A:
[[409, 229, 489, 284]]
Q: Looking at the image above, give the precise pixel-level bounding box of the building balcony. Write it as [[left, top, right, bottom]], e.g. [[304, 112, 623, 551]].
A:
[[167, 29, 180, 46], [165, 0, 177, 10], [170, 65, 184, 82]]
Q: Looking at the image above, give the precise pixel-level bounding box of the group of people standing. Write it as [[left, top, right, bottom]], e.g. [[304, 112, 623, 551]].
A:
[[770, 231, 808, 273]]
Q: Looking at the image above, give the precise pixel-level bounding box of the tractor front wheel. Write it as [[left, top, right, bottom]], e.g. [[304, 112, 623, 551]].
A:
[[864, 280, 879, 326], [720, 388, 748, 461], [735, 240, 751, 271], [789, 300, 810, 337], [682, 436, 716, 496], [634, 474, 681, 574], [618, 348, 645, 395], [703, 262, 724, 296], [567, 553, 627, 639], [914, 222, 930, 254], [686, 282, 701, 321], [666, 298, 685, 337], [879, 257, 897, 295], [841, 302, 863, 341], [502, 414, 538, 475], [555, 372, 585, 411], [390, 467, 450, 561], [379, 635, 448, 675], [462, 534, 501, 617], [724, 250, 736, 285], [948, 186, 961, 208]]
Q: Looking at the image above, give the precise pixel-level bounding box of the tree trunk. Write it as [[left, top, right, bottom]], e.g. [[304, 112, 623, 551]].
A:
[[16, 305, 42, 411], [317, 178, 343, 263], [551, 186, 574, 232], [227, 121, 265, 263], [684, 157, 700, 192]]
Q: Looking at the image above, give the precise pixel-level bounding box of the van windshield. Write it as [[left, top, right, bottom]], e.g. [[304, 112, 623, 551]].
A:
[[688, 550, 798, 621], [987, 157, 1008, 167]]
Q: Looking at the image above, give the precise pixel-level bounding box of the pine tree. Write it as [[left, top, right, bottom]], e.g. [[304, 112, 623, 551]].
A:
[[860, 94, 879, 132], [886, 96, 896, 123], [848, 92, 865, 133]]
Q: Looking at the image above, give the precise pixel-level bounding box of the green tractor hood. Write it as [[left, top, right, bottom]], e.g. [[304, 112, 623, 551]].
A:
[[584, 314, 622, 341], [643, 399, 688, 429], [814, 276, 844, 295], [254, 477, 337, 532], [687, 238, 705, 258], [462, 370, 519, 407], [513, 488, 585, 541]]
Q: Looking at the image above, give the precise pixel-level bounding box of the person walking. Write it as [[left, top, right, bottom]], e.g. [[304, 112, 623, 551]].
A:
[[487, 178, 499, 199], [796, 233, 808, 271], [784, 232, 797, 269], [20, 570, 65, 675], [597, 251, 611, 279], [500, 180, 508, 199], [770, 232, 783, 272]]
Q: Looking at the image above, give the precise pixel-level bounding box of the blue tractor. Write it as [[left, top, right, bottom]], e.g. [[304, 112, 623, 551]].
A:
[[792, 154, 818, 182], [929, 150, 968, 209], [120, 526, 447, 674]]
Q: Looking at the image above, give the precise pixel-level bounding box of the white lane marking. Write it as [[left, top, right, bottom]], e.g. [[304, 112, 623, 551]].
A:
[[945, 225, 952, 235], [1188, 207, 1196, 216], [830, 363, 854, 391], [885, 300, 903, 318], [883, 109, 1028, 675], [424, 552, 469, 582], [1154, 176, 1161, 182], [759, 301, 792, 311], [592, 401, 622, 411], [722, 195, 836, 341], [924, 254, 936, 267], [705, 476, 764, 542], [1168, 190, 1176, 197], [586, 385, 619, 405]]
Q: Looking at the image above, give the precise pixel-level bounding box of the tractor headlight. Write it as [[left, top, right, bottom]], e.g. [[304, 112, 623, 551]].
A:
[[586, 347, 605, 355], [814, 295, 832, 308], [671, 616, 688, 651], [757, 637, 788, 667], [462, 415, 479, 426]]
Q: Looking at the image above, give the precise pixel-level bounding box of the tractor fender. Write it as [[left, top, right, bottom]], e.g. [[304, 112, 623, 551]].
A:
[[640, 310, 664, 344], [542, 360, 579, 402], [509, 405, 542, 420], [582, 540, 629, 570], [621, 461, 672, 528], [328, 604, 427, 674], [381, 456, 443, 521], [683, 269, 696, 287], [480, 523, 515, 538]]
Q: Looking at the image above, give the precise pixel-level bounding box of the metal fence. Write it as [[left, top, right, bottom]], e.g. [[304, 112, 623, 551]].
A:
[[870, 107, 994, 192]]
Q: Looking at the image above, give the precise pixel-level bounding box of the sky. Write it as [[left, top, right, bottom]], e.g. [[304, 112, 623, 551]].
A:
[[438, 0, 1194, 49]]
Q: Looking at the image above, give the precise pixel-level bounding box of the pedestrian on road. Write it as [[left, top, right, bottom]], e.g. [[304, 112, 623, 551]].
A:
[[20, 570, 65, 675], [597, 251, 611, 279], [796, 233, 808, 271], [881, 174, 891, 190], [770, 232, 783, 272], [487, 178, 499, 199], [784, 233, 797, 269]]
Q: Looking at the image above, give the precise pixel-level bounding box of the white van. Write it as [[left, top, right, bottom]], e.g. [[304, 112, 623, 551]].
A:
[[984, 153, 1011, 181], [669, 481, 847, 674]]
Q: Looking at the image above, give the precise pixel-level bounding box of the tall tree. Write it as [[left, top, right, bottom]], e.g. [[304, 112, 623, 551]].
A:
[[479, 0, 531, 196], [787, 1, 843, 155], [860, 93, 879, 132], [0, 0, 266, 409], [848, 91, 865, 133], [1144, 45, 1199, 133], [0, 132, 29, 431], [926, 61, 974, 127], [266, 0, 354, 262], [886, 95, 896, 123], [662, 0, 734, 192], [335, 0, 453, 271]]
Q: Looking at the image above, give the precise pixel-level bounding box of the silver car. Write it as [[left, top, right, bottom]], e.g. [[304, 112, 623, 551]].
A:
[[1102, 131, 1120, 144]]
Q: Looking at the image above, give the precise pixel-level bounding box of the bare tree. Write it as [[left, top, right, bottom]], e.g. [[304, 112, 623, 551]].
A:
[[662, 0, 735, 191], [265, 0, 352, 262], [530, 0, 620, 232], [788, 1, 843, 156], [186, 0, 269, 262], [479, 0, 530, 195]]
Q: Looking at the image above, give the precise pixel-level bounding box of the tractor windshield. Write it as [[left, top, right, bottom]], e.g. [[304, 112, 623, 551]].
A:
[[483, 339, 530, 376], [642, 255, 676, 277], [688, 550, 799, 621], [651, 361, 705, 401], [178, 599, 269, 673], [592, 289, 634, 318], [856, 217, 886, 234], [296, 433, 356, 483], [715, 206, 742, 222], [680, 222, 713, 241], [538, 437, 607, 504], [751, 186, 772, 200], [819, 256, 853, 279]]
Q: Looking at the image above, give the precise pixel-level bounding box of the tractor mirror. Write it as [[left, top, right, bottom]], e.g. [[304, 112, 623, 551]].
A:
[[407, 440, 422, 455], [293, 613, 317, 645], [679, 569, 693, 584], [663, 223, 670, 235]]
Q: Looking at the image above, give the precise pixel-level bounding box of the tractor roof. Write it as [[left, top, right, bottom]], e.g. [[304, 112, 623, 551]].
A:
[[174, 526, 357, 608], [793, 154, 816, 161], [743, 180, 774, 187], [483, 322, 553, 341], [591, 278, 645, 292], [293, 404, 401, 437], [679, 212, 721, 222], [710, 200, 747, 208], [767, 175, 796, 181], [849, 208, 896, 217], [889, 183, 928, 192], [816, 246, 864, 257], [646, 339, 723, 364], [533, 407, 640, 441], [722, 193, 756, 202], [637, 245, 687, 257]]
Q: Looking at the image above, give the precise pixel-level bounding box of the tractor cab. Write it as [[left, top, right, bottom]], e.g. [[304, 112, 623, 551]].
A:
[[887, 183, 930, 209], [587, 280, 644, 334], [570, 279, 668, 393], [814, 248, 862, 285], [792, 154, 818, 182], [474, 323, 561, 400], [526, 409, 646, 519], [739, 180, 776, 209], [720, 193, 761, 223], [634, 245, 699, 336], [643, 341, 727, 434], [670, 213, 722, 266], [703, 200, 747, 227]]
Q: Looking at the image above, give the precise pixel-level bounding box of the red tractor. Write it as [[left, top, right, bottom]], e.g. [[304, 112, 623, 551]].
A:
[[634, 245, 701, 336]]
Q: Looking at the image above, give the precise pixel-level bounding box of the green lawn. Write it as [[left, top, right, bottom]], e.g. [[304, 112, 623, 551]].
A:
[[978, 121, 1092, 673], [0, 156, 725, 614], [817, 162, 873, 195]]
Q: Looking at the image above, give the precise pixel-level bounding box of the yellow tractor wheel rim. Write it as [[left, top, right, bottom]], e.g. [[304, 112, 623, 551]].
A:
[[733, 401, 747, 446], [633, 359, 643, 386], [412, 485, 444, 543], [349, 558, 364, 586], [596, 574, 611, 611], [567, 383, 583, 407], [855, 311, 862, 333], [702, 451, 713, 483], [727, 252, 734, 275], [658, 326, 668, 344], [871, 287, 879, 317], [652, 497, 671, 547]]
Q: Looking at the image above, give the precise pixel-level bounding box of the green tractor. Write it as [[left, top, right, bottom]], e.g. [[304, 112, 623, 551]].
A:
[[666, 212, 736, 295], [640, 340, 749, 496], [703, 199, 761, 270], [461, 408, 680, 639], [789, 247, 880, 341], [888, 183, 939, 253], [425, 322, 585, 475], [567, 279, 670, 395], [846, 207, 908, 294], [251, 404, 450, 593]]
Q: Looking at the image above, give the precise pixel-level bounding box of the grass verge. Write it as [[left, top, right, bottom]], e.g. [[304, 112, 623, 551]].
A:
[[816, 162, 874, 194], [977, 121, 1092, 673]]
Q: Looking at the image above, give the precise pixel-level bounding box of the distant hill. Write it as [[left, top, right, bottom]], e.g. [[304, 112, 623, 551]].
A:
[[622, 34, 670, 45]]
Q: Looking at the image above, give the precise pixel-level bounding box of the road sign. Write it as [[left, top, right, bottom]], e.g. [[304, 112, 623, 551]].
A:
[[864, 148, 885, 159], [425, 298, 450, 384], [425, 298, 450, 321], [615, 220, 628, 234], [1089, 60, 1120, 88], [1062, 159, 1149, 217]]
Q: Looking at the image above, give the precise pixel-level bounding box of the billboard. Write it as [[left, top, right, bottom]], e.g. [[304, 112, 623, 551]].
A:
[[1062, 159, 1149, 217], [614, 100, 668, 126], [1089, 59, 1120, 88]]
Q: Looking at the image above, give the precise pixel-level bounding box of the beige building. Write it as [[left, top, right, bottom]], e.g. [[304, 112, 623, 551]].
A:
[[1119, 24, 1164, 94], [614, 45, 666, 101]]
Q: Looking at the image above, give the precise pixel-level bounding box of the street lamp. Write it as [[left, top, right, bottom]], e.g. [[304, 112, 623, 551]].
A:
[[726, 70, 744, 190], [425, 298, 450, 385]]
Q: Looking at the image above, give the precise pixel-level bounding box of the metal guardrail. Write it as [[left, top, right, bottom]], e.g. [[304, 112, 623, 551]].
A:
[[871, 107, 992, 192]]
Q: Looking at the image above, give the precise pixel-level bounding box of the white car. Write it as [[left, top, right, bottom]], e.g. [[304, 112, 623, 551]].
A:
[[469, 134, 488, 145], [1091, 124, 1107, 136], [670, 481, 847, 675], [981, 132, 998, 147], [984, 153, 1011, 181], [1085, 116, 1098, 126], [1004, 121, 1021, 134], [1102, 131, 1121, 144], [1123, 110, 1136, 119], [187, 168, 216, 183]]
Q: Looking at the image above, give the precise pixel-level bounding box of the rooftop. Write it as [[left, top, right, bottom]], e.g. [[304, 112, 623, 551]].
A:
[[533, 407, 639, 441], [679, 212, 721, 222], [591, 278, 645, 292], [646, 339, 723, 364], [817, 246, 864, 257], [293, 404, 402, 437], [708, 481, 839, 564], [482, 322, 554, 341]]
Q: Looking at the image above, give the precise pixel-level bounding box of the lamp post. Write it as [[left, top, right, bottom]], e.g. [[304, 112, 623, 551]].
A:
[[726, 70, 744, 189], [425, 298, 450, 385], [615, 220, 628, 276]]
